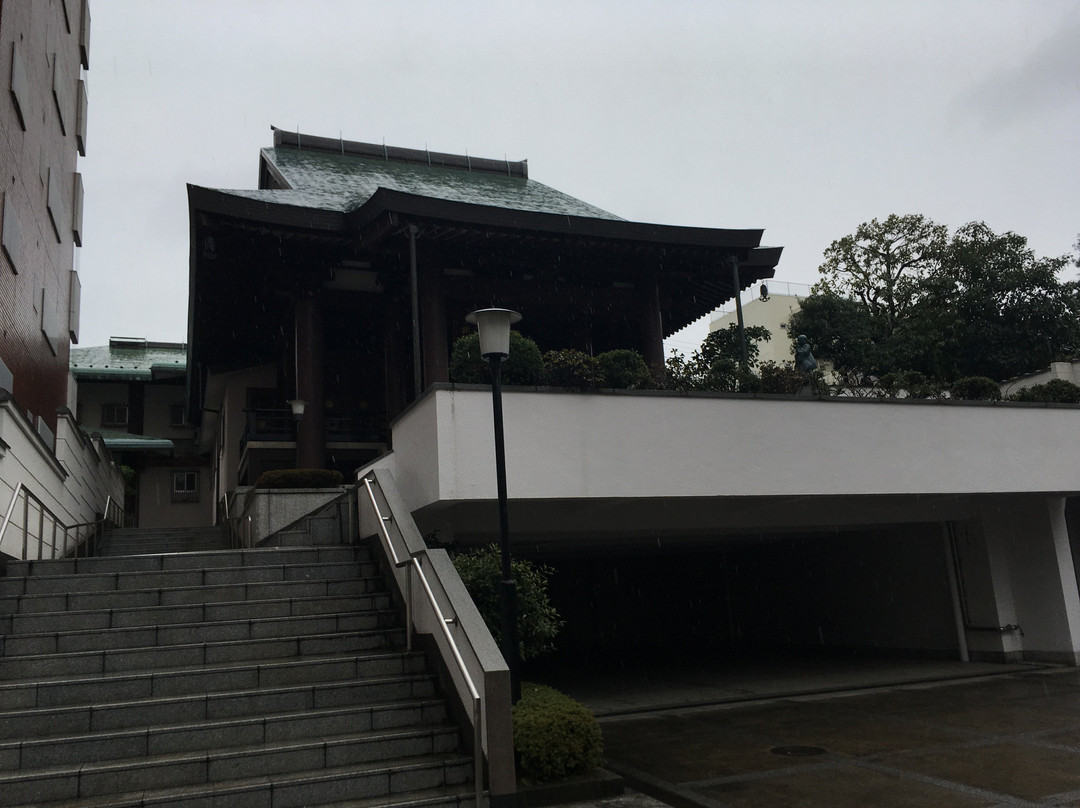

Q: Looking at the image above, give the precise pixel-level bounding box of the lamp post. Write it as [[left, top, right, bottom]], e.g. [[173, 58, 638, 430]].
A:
[[287, 399, 306, 468], [465, 307, 522, 703]]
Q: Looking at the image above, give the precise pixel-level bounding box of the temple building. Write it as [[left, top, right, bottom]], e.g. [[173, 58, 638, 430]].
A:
[[186, 128, 781, 503]]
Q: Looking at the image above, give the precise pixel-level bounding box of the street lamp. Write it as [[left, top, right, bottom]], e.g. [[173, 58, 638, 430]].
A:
[[287, 399, 306, 468], [465, 307, 522, 703]]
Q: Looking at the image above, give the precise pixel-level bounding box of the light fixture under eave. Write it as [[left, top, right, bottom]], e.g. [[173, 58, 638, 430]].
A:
[[287, 399, 306, 422], [759, 283, 770, 302]]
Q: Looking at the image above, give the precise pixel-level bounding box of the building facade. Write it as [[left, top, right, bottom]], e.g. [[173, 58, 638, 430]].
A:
[[0, 0, 89, 439], [187, 129, 781, 510], [71, 338, 212, 528]]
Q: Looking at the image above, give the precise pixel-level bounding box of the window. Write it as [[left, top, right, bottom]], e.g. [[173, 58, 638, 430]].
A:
[[172, 471, 199, 503], [169, 404, 186, 427], [101, 402, 128, 427]]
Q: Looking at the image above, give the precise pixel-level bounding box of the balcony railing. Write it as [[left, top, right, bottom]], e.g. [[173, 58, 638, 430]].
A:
[[242, 408, 387, 448]]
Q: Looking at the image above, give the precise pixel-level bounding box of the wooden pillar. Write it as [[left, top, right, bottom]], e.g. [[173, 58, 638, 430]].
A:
[[419, 260, 449, 388], [641, 281, 666, 378], [294, 291, 325, 469]]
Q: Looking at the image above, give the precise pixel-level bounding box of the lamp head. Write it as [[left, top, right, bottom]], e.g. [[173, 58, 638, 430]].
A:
[[465, 308, 522, 359], [287, 399, 306, 422]]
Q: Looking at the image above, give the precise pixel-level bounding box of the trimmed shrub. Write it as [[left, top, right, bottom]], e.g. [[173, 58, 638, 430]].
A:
[[597, 349, 653, 390], [949, 376, 1002, 401], [252, 468, 344, 489], [1009, 379, 1080, 404], [543, 349, 603, 389], [449, 332, 545, 386], [452, 545, 563, 661], [877, 371, 942, 399], [513, 683, 603, 783], [758, 361, 809, 394]]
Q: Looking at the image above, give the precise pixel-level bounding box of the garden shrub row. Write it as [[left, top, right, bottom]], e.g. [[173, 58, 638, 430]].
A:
[[450, 333, 654, 390]]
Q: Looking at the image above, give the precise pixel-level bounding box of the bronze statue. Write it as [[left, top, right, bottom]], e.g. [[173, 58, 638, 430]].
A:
[[795, 334, 818, 372]]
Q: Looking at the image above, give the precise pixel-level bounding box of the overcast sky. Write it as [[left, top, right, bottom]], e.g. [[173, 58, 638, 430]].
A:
[[76, 1, 1080, 354]]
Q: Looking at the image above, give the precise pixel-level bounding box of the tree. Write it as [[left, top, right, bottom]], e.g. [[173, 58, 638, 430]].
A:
[[917, 222, 1080, 380], [816, 214, 948, 337], [666, 323, 771, 392], [788, 292, 890, 376]]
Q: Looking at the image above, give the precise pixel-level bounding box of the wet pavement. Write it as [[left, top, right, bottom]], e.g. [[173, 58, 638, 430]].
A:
[[552, 658, 1080, 806]]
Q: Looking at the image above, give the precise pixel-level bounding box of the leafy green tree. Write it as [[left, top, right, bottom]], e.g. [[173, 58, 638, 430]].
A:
[[917, 222, 1080, 381], [788, 293, 892, 376], [665, 323, 771, 392], [816, 214, 948, 337]]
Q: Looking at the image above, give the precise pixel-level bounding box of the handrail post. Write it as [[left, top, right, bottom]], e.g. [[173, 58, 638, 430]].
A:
[[21, 496, 29, 559]]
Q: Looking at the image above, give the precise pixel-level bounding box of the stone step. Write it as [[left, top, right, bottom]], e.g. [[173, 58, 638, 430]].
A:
[[0, 575, 385, 615], [0, 751, 473, 807], [0, 718, 460, 780], [7, 544, 366, 576], [0, 627, 405, 680], [1, 591, 390, 631], [0, 560, 376, 597], [0, 662, 438, 732], [0, 607, 400, 656]]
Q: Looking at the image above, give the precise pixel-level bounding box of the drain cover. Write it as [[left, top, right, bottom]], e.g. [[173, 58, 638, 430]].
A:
[[770, 745, 827, 757]]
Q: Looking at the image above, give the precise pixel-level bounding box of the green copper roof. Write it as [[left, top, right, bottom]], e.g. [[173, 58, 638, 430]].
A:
[[219, 143, 624, 221], [70, 340, 187, 381]]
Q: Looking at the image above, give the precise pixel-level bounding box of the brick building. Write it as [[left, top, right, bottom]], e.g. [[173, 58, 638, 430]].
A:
[[0, 0, 89, 438]]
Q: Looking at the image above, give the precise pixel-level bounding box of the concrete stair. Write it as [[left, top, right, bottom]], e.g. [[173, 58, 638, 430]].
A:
[[97, 526, 232, 556], [0, 535, 480, 807]]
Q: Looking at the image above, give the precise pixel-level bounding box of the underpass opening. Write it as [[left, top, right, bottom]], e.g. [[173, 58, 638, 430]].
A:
[[520, 521, 962, 694]]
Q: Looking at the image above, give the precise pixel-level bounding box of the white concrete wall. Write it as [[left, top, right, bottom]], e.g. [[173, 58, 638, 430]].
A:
[[1, 400, 124, 559], [376, 387, 1080, 512]]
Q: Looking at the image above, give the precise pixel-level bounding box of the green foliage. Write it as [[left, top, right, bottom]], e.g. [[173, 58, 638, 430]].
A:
[[543, 349, 603, 389], [119, 465, 138, 498], [452, 545, 563, 661], [449, 332, 545, 385], [512, 683, 603, 783], [816, 213, 947, 337], [1008, 379, 1080, 404], [758, 361, 826, 395], [597, 349, 653, 389], [876, 371, 942, 399], [949, 376, 1002, 401], [253, 468, 344, 489], [918, 222, 1080, 381], [789, 293, 893, 377], [804, 217, 1080, 384], [665, 324, 771, 392]]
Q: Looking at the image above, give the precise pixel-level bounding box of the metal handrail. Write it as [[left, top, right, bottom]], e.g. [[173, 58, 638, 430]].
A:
[[0, 483, 125, 560], [361, 476, 484, 808]]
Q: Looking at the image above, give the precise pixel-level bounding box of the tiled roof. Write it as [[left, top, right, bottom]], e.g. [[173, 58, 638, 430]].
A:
[[70, 340, 187, 381], [217, 140, 624, 221]]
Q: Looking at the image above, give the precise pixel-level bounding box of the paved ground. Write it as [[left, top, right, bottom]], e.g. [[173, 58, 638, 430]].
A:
[[588, 665, 1080, 807], [546, 657, 1080, 807]]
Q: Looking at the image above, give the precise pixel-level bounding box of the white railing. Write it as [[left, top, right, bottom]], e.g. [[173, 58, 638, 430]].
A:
[[0, 483, 125, 560], [359, 469, 515, 806]]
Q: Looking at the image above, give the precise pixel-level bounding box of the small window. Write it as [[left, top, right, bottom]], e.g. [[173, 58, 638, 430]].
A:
[[101, 402, 128, 427], [172, 471, 199, 503], [169, 404, 186, 427]]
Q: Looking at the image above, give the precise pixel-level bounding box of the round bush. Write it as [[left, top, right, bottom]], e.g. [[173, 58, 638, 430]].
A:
[[1009, 379, 1080, 404], [512, 683, 603, 783], [597, 349, 652, 389], [949, 376, 1002, 401], [449, 332, 544, 385], [543, 349, 603, 389]]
